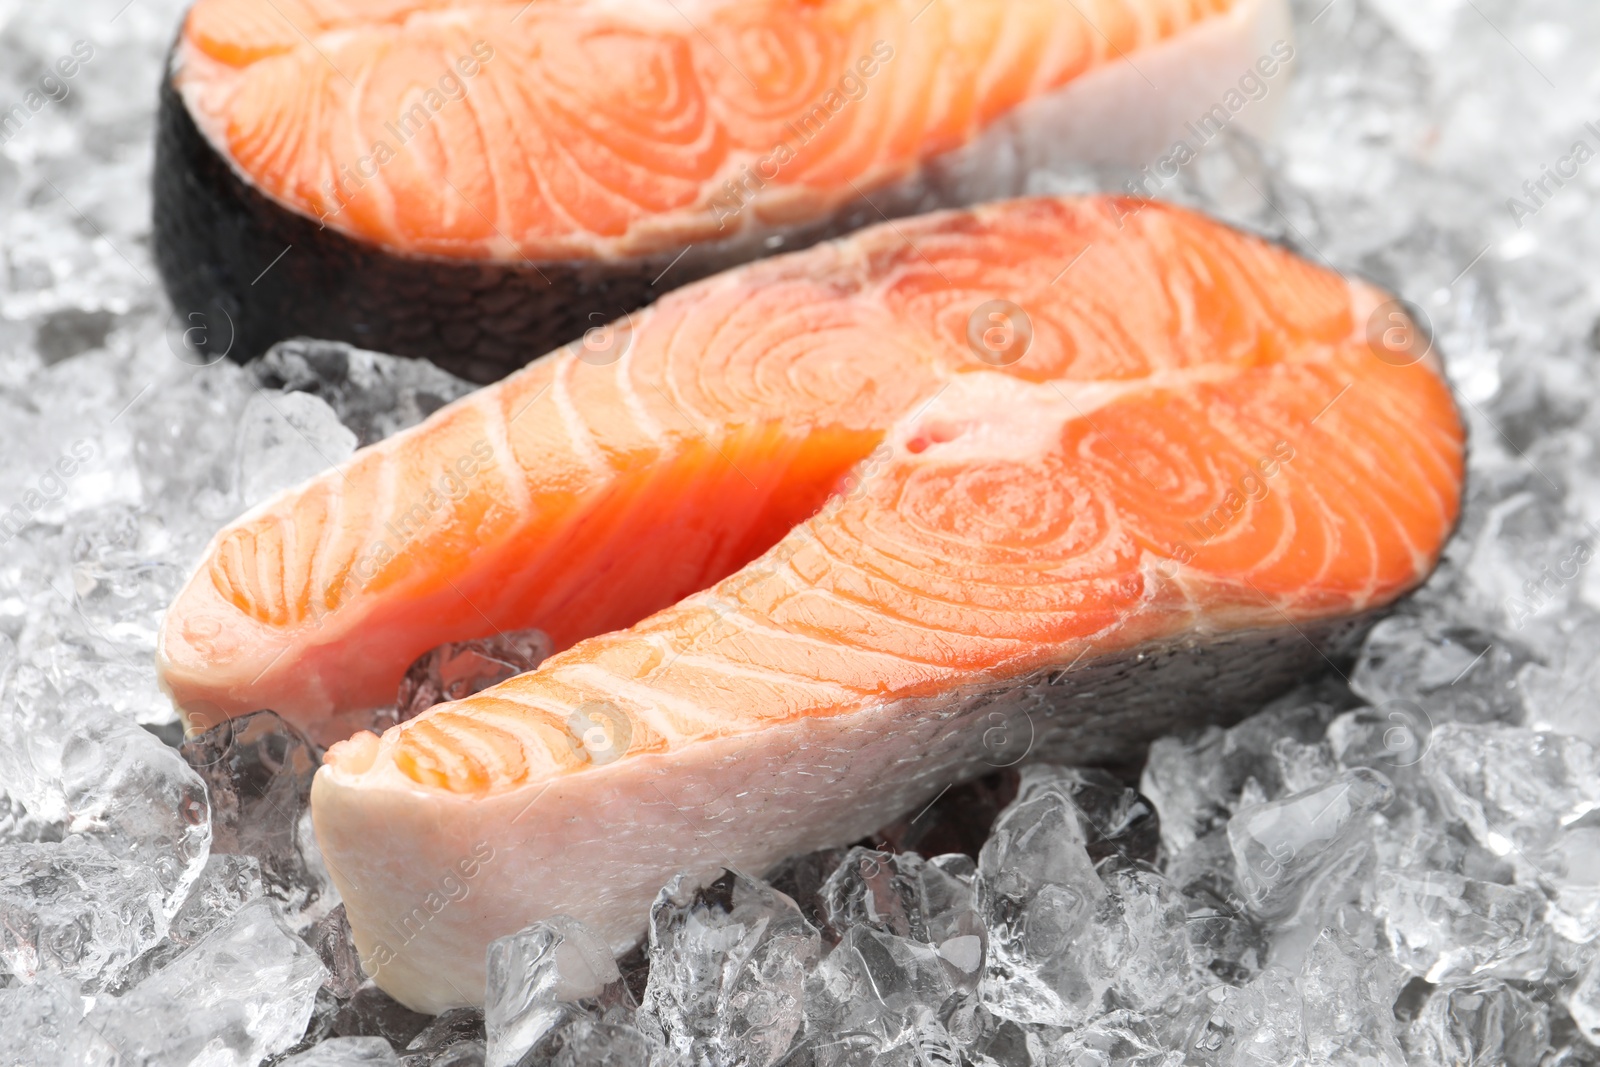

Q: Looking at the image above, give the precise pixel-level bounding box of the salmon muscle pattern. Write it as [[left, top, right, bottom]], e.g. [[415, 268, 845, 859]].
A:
[[154, 0, 1291, 380], [153, 195, 1469, 1012]]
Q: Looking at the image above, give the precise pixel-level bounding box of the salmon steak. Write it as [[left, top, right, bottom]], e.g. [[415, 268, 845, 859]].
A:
[[153, 0, 1290, 380], [155, 195, 1464, 1010]]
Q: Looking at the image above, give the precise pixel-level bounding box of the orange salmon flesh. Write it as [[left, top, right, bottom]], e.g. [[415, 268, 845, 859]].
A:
[[172, 0, 1285, 262], [157, 196, 1464, 1011]]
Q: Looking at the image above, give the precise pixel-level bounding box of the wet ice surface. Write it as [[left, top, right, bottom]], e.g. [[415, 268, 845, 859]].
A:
[[6, 0, 1600, 1063]]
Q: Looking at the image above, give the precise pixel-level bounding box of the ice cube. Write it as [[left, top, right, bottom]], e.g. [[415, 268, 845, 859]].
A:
[[395, 629, 553, 723], [1085, 859, 1192, 1014], [0, 974, 85, 1067], [1227, 768, 1394, 922], [0, 837, 165, 989], [1141, 694, 1341, 856], [1519, 615, 1600, 743], [235, 389, 358, 508], [486, 914, 628, 1067], [112, 852, 264, 991], [0, 681, 210, 916], [1375, 869, 1550, 983], [308, 903, 365, 1001], [1271, 738, 1338, 796], [637, 869, 819, 1067], [1171, 836, 1270, 986], [1351, 615, 1534, 726], [1017, 765, 1160, 865], [1046, 1009, 1180, 1067], [1423, 722, 1600, 859], [180, 709, 324, 913], [75, 898, 325, 1066], [1536, 826, 1600, 943], [279, 1036, 402, 1066], [1178, 971, 1306, 1067], [1296, 926, 1407, 1066], [249, 339, 477, 448], [513, 1017, 673, 1067], [59, 716, 211, 914], [403, 1007, 489, 1065], [762, 848, 850, 937], [804, 925, 953, 1044], [976, 785, 1105, 1025], [1402, 981, 1549, 1067], [817, 848, 983, 985]]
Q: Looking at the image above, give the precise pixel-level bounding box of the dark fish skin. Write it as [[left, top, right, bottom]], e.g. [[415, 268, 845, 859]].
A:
[[152, 66, 900, 384], [153, 69, 665, 384]]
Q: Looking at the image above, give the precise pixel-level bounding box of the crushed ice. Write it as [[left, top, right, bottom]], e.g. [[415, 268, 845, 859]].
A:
[[3, 0, 1600, 1062]]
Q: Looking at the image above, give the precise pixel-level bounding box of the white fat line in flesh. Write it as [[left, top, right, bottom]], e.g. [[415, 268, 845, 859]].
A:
[[644, 650, 860, 702], [614, 336, 665, 445], [669, 596, 944, 674], [472, 388, 532, 517], [698, 571, 1053, 665], [555, 662, 726, 741], [552, 354, 609, 475]]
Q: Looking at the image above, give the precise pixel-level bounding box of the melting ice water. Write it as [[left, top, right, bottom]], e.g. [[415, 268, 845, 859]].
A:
[[4, 0, 1600, 1063]]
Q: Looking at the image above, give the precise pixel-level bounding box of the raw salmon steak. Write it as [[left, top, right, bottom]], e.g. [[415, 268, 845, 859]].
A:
[[158, 196, 1464, 1010], [153, 0, 1291, 380]]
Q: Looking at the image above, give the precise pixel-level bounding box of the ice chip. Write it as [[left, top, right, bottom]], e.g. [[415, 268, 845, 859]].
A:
[[235, 389, 358, 508], [1351, 615, 1533, 725], [249, 338, 476, 448], [1567, 948, 1600, 1047], [1172, 837, 1270, 986], [1018, 765, 1160, 865], [1519, 615, 1600, 743], [1536, 825, 1600, 943], [485, 914, 628, 1067], [180, 709, 324, 912], [1178, 971, 1305, 1067], [66, 504, 186, 654], [1423, 722, 1600, 858], [1295, 926, 1407, 1066], [762, 847, 850, 937], [638, 869, 819, 1067], [1084, 858, 1192, 1015], [1402, 981, 1549, 1067], [516, 1017, 674, 1067], [60, 716, 211, 914], [0, 837, 165, 990], [75, 897, 326, 1067], [818, 848, 983, 983], [1326, 705, 1431, 782], [113, 852, 265, 991], [1046, 1009, 1179, 1067], [329, 982, 433, 1048], [1227, 768, 1394, 922], [1375, 869, 1550, 983], [1271, 737, 1338, 796], [976, 785, 1105, 1025], [804, 925, 954, 1043], [403, 1007, 489, 1065], [0, 974, 85, 1067], [280, 1036, 402, 1066], [1141, 695, 1338, 856], [396, 628, 553, 724], [308, 903, 365, 1000]]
